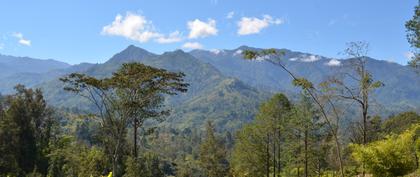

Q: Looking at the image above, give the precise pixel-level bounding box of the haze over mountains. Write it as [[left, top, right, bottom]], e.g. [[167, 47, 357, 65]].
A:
[[0, 45, 419, 130]]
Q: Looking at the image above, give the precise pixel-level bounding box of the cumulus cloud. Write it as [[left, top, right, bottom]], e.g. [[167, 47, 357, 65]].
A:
[[237, 15, 283, 35], [182, 42, 203, 50], [226, 11, 235, 19], [187, 19, 218, 39], [12, 32, 31, 46], [102, 13, 160, 42], [155, 31, 183, 44], [325, 59, 341, 66], [102, 12, 182, 44]]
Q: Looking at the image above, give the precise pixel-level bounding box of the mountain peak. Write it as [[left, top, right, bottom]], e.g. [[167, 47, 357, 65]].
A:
[[105, 45, 156, 64]]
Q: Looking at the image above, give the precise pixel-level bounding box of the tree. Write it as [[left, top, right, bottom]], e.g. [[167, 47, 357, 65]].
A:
[[321, 41, 383, 145], [351, 124, 420, 177], [199, 122, 230, 177], [0, 85, 57, 176], [406, 1, 420, 71], [60, 62, 188, 177], [111, 63, 188, 159], [242, 49, 346, 177], [290, 95, 327, 177], [231, 93, 292, 177]]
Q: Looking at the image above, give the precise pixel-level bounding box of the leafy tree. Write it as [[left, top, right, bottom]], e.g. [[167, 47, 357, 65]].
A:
[[406, 1, 420, 70], [60, 62, 188, 176], [0, 85, 57, 176], [351, 124, 420, 177], [231, 93, 292, 177], [199, 121, 230, 177]]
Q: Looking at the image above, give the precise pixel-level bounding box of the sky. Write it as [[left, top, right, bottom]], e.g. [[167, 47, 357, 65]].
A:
[[0, 0, 417, 65]]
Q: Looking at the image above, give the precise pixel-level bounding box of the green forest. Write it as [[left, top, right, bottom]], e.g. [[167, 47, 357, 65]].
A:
[[0, 2, 419, 177]]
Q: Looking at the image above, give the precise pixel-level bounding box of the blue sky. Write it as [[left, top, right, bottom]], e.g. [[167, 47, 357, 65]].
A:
[[0, 0, 417, 64]]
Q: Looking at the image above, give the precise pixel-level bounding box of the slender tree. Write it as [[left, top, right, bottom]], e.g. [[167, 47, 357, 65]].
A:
[[242, 49, 346, 177], [199, 121, 230, 177]]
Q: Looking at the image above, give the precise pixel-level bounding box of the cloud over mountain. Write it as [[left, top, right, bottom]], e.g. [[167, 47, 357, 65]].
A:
[[237, 15, 283, 35], [102, 12, 182, 44], [187, 19, 218, 39]]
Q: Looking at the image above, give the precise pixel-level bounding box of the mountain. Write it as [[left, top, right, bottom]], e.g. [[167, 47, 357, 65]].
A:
[[37, 46, 266, 131], [0, 62, 95, 94], [190, 46, 420, 112], [0, 45, 419, 131], [0, 54, 71, 78]]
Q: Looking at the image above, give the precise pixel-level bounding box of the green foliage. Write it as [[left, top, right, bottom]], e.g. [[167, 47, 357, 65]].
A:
[[199, 122, 230, 177], [0, 85, 57, 176], [351, 124, 420, 177], [382, 112, 420, 134], [124, 153, 164, 177], [292, 78, 314, 89], [231, 93, 293, 176], [406, 2, 420, 70], [47, 136, 109, 177]]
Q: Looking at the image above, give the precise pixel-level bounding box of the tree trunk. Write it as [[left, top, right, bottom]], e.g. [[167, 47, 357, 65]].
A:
[[278, 129, 282, 177], [133, 118, 138, 159], [267, 133, 270, 177], [273, 131, 276, 177], [304, 129, 308, 177]]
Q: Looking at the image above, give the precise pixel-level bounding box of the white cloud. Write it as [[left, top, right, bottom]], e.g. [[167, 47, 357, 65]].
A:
[[187, 19, 218, 39], [233, 49, 243, 56], [210, 49, 226, 55], [102, 13, 160, 42], [12, 32, 31, 46], [325, 59, 341, 66], [302, 55, 320, 62], [237, 15, 283, 35], [290, 55, 320, 62], [226, 11, 235, 19], [404, 51, 415, 59], [102, 12, 182, 44], [182, 42, 203, 50], [155, 31, 183, 44]]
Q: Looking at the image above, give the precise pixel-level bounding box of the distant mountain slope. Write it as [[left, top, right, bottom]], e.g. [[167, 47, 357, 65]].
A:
[[0, 62, 95, 94], [0, 54, 71, 78], [190, 46, 420, 111], [38, 46, 266, 131], [0, 45, 419, 131]]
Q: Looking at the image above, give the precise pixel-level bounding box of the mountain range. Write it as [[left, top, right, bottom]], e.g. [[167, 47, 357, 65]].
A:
[[0, 45, 419, 130]]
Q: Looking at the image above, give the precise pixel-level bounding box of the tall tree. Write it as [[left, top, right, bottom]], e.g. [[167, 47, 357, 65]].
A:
[[406, 1, 420, 71], [199, 122, 230, 177], [322, 41, 383, 145], [0, 85, 57, 176], [231, 93, 292, 177], [60, 62, 188, 177]]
